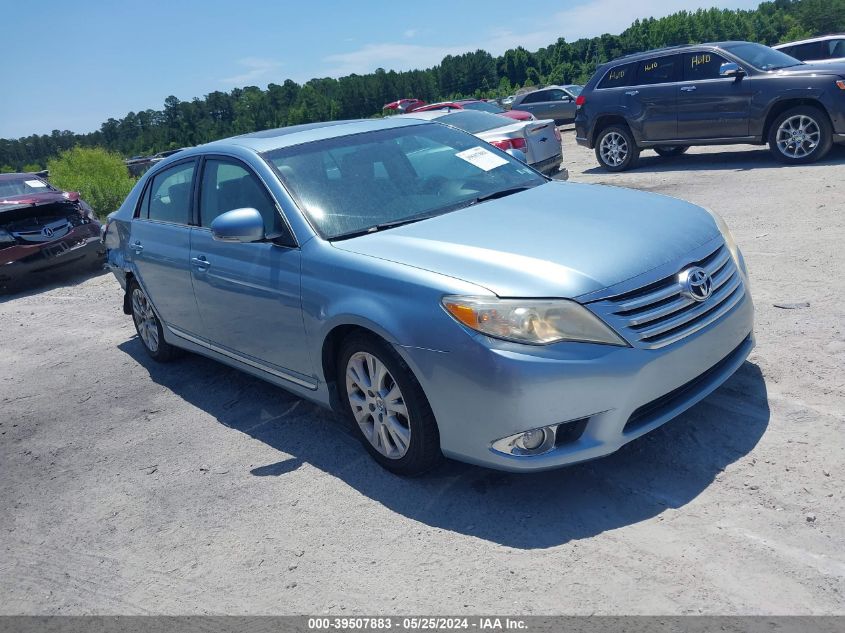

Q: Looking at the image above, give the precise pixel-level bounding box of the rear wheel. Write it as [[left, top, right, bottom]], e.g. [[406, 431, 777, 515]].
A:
[[128, 280, 179, 362], [595, 125, 639, 171], [654, 145, 689, 157], [768, 106, 832, 164], [338, 333, 441, 476]]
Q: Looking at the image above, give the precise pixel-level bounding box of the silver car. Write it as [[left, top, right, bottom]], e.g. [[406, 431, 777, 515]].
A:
[[404, 109, 564, 177], [509, 85, 583, 123], [103, 117, 753, 475], [775, 34, 845, 65]]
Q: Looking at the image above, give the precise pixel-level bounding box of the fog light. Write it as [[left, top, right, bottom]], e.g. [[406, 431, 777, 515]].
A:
[[521, 428, 546, 450]]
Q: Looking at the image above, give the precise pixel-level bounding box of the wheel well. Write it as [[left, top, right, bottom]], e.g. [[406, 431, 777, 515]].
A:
[[321, 324, 378, 411], [122, 272, 135, 314], [591, 115, 630, 146], [763, 100, 831, 140]]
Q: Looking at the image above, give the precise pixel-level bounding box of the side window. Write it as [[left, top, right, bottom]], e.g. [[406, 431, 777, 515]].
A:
[[827, 39, 845, 59], [199, 158, 283, 235], [682, 52, 730, 81], [636, 55, 679, 85], [791, 40, 825, 60], [546, 89, 569, 101], [146, 162, 195, 224], [520, 90, 548, 104], [598, 63, 635, 89]]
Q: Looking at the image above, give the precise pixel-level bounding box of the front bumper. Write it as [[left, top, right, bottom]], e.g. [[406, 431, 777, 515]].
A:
[[0, 226, 103, 288], [400, 290, 754, 472]]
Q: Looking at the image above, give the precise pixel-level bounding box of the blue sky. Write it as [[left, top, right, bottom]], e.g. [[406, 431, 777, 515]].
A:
[[1, 0, 761, 139]]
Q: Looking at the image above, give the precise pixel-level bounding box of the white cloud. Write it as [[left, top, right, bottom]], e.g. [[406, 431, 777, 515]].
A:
[[320, 0, 761, 77], [220, 57, 283, 86]]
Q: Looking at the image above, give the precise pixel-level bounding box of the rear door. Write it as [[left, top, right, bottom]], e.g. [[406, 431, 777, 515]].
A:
[[189, 155, 312, 380], [623, 54, 680, 141], [128, 159, 201, 336], [516, 89, 574, 121], [676, 51, 751, 139]]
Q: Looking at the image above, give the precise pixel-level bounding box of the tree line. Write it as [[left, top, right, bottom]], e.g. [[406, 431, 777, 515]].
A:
[[1, 0, 841, 172]]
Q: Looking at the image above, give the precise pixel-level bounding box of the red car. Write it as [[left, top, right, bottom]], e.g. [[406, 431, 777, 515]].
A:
[[409, 99, 535, 121], [0, 173, 103, 291], [382, 99, 427, 114]]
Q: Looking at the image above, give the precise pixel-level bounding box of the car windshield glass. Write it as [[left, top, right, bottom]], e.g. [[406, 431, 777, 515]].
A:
[[436, 111, 510, 134], [722, 42, 802, 70], [565, 85, 583, 96], [0, 177, 54, 198], [263, 123, 545, 240], [460, 101, 505, 114]]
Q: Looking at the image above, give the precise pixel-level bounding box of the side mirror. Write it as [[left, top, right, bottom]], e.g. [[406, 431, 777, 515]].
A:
[[210, 208, 265, 243], [719, 62, 746, 78]]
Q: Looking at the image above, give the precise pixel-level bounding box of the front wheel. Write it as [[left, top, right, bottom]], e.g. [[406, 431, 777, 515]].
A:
[[768, 106, 832, 164], [595, 125, 640, 171], [654, 145, 689, 157], [128, 280, 179, 362], [338, 333, 441, 476]]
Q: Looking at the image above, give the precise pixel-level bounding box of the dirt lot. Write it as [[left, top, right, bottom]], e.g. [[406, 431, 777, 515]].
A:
[[2, 134, 844, 615]]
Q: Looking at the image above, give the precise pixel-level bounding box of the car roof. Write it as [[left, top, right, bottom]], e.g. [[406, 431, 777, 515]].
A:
[[182, 117, 429, 155], [608, 41, 750, 64], [774, 34, 845, 48], [0, 172, 42, 181]]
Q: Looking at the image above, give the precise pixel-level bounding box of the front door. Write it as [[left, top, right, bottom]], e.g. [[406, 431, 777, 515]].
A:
[[128, 159, 201, 336], [676, 52, 751, 139], [189, 156, 313, 380]]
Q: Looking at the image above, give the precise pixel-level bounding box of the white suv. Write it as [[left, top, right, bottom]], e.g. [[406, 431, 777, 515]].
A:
[[775, 34, 845, 65]]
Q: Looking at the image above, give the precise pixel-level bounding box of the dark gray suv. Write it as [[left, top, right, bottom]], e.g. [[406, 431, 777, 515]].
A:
[[575, 41, 845, 171]]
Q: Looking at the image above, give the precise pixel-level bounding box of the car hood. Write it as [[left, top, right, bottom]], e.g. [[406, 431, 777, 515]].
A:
[[0, 190, 81, 207], [332, 181, 720, 298], [772, 62, 845, 77]]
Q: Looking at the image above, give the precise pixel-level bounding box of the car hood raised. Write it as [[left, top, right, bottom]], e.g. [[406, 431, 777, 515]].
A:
[[332, 181, 720, 298]]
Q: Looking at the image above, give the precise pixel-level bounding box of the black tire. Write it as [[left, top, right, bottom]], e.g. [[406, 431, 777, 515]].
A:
[[594, 125, 640, 171], [768, 106, 833, 165], [337, 333, 441, 476], [654, 145, 690, 157], [127, 280, 179, 362]]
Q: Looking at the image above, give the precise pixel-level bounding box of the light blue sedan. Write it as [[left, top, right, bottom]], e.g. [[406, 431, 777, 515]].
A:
[[103, 117, 754, 475]]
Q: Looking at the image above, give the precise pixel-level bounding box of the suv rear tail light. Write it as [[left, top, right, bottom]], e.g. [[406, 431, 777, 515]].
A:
[[575, 95, 586, 107], [490, 138, 527, 151], [836, 80, 845, 90]]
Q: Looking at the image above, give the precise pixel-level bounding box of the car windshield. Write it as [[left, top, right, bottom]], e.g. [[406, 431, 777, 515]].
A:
[[460, 101, 505, 114], [722, 42, 802, 70], [0, 176, 54, 198], [263, 122, 545, 240]]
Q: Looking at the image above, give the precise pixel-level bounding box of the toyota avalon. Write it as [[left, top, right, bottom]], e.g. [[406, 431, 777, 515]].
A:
[[103, 117, 754, 475]]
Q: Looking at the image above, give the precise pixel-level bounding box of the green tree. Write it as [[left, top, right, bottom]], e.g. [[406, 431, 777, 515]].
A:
[[47, 147, 135, 218]]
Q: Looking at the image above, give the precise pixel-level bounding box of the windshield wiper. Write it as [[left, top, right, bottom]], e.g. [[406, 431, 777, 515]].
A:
[[469, 185, 535, 205], [330, 214, 436, 241]]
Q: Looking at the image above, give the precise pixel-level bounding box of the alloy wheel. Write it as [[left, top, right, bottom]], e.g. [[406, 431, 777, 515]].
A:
[[600, 132, 628, 167], [131, 287, 160, 353], [345, 351, 411, 459], [776, 115, 820, 159]]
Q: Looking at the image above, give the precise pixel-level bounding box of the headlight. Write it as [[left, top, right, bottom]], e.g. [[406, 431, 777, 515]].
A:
[[442, 296, 628, 346], [0, 229, 15, 244], [705, 208, 739, 261]]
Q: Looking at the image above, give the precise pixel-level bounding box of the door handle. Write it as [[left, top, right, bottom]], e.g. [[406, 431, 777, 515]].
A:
[[191, 256, 210, 269], [132, 241, 143, 253], [680, 86, 697, 92], [624, 90, 639, 96]]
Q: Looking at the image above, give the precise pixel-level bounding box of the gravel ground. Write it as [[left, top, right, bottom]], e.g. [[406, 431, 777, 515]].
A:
[[1, 133, 844, 615]]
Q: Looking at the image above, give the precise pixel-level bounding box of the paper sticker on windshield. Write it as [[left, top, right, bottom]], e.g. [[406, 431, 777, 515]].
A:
[[24, 179, 47, 188], [455, 146, 509, 171]]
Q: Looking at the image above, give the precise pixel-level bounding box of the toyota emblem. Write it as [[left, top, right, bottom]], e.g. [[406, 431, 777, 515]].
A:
[[679, 266, 713, 302]]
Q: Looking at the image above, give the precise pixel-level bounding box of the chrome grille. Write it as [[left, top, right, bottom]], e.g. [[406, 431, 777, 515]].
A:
[[587, 244, 745, 349]]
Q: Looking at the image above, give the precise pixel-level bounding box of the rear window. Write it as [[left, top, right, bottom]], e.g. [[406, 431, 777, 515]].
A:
[[460, 101, 505, 114], [635, 55, 679, 85], [598, 63, 634, 89], [436, 111, 509, 134]]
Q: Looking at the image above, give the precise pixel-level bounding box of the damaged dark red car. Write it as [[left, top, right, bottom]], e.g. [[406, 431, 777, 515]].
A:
[[0, 173, 104, 291]]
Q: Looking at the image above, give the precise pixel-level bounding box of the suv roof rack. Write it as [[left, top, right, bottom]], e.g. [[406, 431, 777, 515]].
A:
[[615, 43, 700, 60]]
